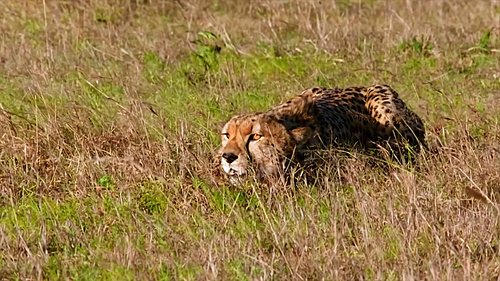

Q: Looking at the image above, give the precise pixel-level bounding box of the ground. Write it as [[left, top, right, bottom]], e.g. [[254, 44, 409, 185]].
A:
[[0, 0, 499, 280]]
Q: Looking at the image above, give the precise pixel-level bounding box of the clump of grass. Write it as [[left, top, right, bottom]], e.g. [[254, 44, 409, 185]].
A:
[[0, 0, 499, 279]]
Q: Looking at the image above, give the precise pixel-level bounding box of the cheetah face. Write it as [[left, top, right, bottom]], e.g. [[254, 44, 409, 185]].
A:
[[219, 113, 313, 181]]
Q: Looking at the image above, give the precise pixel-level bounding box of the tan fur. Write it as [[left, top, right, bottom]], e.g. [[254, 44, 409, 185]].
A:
[[218, 85, 425, 181]]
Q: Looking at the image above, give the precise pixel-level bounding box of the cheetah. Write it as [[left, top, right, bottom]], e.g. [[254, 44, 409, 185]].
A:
[[218, 85, 425, 181]]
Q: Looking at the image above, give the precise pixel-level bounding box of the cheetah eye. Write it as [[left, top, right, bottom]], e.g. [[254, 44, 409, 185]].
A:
[[222, 133, 230, 140], [250, 134, 262, 141]]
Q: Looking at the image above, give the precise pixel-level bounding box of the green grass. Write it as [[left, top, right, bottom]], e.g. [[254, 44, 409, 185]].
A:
[[0, 0, 499, 280]]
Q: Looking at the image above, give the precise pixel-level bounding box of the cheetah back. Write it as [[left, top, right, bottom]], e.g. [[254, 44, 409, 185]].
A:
[[311, 87, 379, 146]]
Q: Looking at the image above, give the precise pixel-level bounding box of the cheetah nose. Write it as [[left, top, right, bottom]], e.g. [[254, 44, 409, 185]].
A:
[[222, 152, 238, 164]]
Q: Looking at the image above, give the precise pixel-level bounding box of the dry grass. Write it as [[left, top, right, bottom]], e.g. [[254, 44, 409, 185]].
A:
[[1, 0, 500, 280]]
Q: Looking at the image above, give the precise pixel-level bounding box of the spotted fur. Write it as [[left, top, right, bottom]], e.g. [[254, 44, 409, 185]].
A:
[[218, 84, 425, 181]]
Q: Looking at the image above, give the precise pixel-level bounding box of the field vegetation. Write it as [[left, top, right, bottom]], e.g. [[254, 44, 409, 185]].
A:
[[1, 0, 499, 279]]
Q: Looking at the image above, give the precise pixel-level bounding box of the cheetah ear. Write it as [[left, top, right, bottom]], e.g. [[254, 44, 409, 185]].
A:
[[290, 126, 315, 146], [218, 120, 227, 131]]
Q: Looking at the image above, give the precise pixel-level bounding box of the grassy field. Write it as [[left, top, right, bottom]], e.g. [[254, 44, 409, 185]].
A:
[[1, 0, 500, 280]]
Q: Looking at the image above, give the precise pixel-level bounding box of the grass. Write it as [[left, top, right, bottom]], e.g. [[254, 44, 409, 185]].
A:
[[1, 0, 500, 279]]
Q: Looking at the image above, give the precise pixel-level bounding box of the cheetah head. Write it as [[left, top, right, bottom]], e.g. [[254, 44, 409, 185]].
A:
[[218, 89, 319, 181]]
